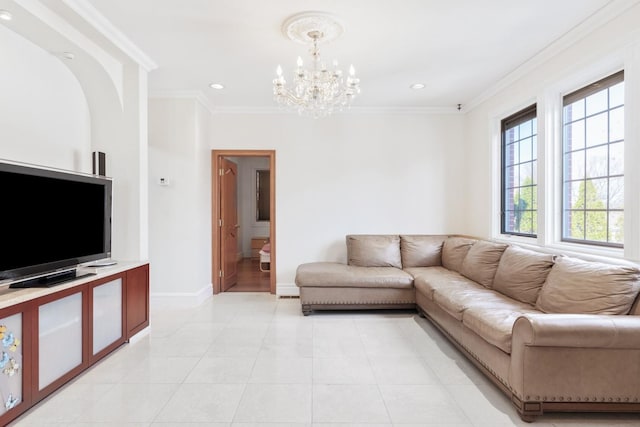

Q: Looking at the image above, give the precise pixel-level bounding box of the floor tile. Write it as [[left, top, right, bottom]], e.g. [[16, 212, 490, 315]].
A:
[[312, 384, 390, 423], [379, 384, 471, 424], [448, 383, 544, 426], [9, 382, 114, 424], [248, 355, 312, 383], [76, 383, 178, 423], [154, 383, 245, 423], [368, 354, 440, 385], [184, 357, 255, 384], [312, 356, 376, 384], [120, 356, 200, 384], [233, 384, 312, 423]]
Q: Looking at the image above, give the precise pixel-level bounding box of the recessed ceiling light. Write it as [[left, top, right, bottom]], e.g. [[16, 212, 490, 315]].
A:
[[209, 83, 224, 90], [0, 10, 13, 21], [410, 83, 426, 90]]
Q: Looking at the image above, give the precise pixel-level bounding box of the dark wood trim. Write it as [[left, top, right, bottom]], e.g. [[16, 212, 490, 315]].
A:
[[212, 150, 276, 294], [125, 264, 150, 339]]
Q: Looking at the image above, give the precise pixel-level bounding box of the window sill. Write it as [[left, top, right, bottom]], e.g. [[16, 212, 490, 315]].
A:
[[492, 234, 633, 265]]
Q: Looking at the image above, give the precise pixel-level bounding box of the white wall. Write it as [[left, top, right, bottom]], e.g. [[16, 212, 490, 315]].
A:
[[463, 3, 640, 260], [210, 113, 467, 294], [0, 25, 90, 170], [148, 98, 212, 305], [236, 157, 270, 258]]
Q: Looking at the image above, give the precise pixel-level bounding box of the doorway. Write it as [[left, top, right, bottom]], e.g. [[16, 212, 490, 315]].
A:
[[212, 150, 276, 294]]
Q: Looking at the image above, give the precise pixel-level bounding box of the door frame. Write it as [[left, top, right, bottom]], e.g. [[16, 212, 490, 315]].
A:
[[211, 150, 276, 294]]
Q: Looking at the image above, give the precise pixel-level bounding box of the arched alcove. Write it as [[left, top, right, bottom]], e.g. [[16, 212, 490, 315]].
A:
[[0, 1, 150, 262]]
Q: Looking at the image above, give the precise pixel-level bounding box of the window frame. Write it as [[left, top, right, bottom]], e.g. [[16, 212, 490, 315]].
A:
[[560, 70, 624, 248], [500, 104, 538, 237]]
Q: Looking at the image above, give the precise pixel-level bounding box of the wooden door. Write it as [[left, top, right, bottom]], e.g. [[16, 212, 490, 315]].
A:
[[220, 158, 238, 291]]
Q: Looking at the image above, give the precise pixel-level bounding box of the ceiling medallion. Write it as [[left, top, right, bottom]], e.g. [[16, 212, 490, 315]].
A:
[[273, 12, 360, 118]]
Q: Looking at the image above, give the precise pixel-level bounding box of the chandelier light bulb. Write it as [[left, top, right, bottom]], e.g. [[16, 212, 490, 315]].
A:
[[349, 65, 355, 76], [276, 65, 283, 76], [333, 59, 338, 67], [296, 56, 303, 67]]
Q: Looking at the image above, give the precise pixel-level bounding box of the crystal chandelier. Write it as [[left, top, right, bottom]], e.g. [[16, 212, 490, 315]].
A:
[[273, 13, 360, 118]]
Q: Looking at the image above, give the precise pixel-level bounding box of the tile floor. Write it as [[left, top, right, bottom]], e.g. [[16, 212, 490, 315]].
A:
[[10, 293, 640, 426]]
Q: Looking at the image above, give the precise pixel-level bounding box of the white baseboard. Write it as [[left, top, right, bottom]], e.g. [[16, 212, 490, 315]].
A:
[[276, 282, 299, 297], [150, 284, 213, 309], [127, 326, 150, 344]]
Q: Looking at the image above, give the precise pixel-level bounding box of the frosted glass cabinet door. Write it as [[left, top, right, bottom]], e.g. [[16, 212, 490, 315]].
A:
[[92, 278, 123, 355], [0, 313, 22, 415], [39, 293, 82, 390]]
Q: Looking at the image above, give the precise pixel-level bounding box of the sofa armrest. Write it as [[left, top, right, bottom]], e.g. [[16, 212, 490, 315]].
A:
[[513, 313, 640, 349], [509, 314, 640, 403]]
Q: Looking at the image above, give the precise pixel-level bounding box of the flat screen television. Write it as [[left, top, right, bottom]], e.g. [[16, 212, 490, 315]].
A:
[[0, 161, 112, 288]]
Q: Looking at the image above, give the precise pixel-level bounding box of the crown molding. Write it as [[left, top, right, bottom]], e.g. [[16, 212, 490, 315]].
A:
[[62, 0, 157, 72], [149, 90, 216, 115], [147, 92, 460, 115], [210, 105, 460, 115], [464, 0, 640, 112]]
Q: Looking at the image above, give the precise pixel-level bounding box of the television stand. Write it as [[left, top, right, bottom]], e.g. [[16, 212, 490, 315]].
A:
[[9, 269, 95, 289]]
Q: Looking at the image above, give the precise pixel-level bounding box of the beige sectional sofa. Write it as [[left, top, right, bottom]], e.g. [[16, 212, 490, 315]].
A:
[[295, 234, 640, 421]]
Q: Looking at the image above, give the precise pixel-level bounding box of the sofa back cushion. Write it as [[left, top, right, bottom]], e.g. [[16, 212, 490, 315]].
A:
[[492, 245, 555, 305], [441, 237, 476, 273], [536, 256, 640, 315], [346, 235, 402, 268], [460, 241, 508, 288], [400, 235, 446, 268]]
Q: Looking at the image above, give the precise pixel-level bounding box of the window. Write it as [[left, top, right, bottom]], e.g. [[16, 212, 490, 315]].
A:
[[562, 71, 624, 247], [501, 105, 537, 236]]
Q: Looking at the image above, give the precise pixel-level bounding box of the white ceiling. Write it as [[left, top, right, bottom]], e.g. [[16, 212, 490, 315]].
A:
[[84, 0, 614, 111]]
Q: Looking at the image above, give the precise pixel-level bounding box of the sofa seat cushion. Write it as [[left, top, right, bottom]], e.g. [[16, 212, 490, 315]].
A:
[[433, 285, 517, 321], [295, 262, 414, 289], [536, 256, 640, 315], [462, 305, 542, 354], [408, 267, 477, 301]]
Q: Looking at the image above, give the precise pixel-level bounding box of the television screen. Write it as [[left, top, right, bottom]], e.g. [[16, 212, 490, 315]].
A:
[[0, 161, 112, 283]]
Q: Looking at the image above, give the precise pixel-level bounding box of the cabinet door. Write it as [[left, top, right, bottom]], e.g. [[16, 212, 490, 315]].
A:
[[38, 293, 82, 390], [126, 264, 149, 339], [92, 278, 123, 356], [0, 312, 23, 417]]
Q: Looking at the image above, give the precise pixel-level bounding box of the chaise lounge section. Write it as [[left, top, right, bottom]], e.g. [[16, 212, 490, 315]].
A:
[[295, 234, 640, 421]]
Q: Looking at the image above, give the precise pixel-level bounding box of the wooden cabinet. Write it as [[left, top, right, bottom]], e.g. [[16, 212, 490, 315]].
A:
[[125, 264, 149, 339], [0, 263, 149, 426], [251, 237, 269, 259]]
